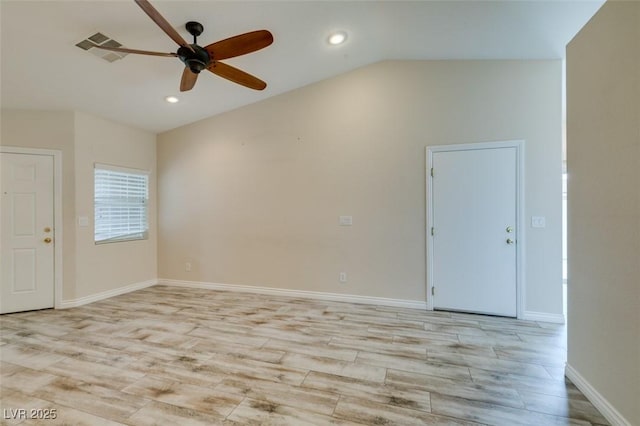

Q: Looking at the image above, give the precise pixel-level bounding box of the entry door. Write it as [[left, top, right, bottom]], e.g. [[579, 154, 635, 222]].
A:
[[1, 153, 55, 314], [430, 145, 518, 317]]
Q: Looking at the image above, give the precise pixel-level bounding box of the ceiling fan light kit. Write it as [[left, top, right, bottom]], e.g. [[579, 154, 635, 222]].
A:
[[82, 0, 273, 92]]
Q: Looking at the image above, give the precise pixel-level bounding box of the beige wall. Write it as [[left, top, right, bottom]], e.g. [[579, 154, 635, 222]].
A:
[[1, 110, 77, 299], [158, 60, 563, 316], [74, 112, 157, 298], [567, 1, 640, 424], [0, 109, 157, 302]]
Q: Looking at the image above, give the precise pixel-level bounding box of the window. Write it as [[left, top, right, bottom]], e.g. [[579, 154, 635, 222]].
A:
[[94, 164, 149, 244]]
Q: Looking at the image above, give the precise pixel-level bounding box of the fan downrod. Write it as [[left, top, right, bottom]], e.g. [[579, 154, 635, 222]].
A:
[[186, 21, 204, 43]]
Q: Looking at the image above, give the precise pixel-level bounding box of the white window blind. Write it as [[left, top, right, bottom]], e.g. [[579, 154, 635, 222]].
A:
[[94, 164, 149, 244]]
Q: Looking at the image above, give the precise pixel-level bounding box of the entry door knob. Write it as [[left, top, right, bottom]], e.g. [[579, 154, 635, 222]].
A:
[[44, 237, 52, 244], [506, 238, 515, 245]]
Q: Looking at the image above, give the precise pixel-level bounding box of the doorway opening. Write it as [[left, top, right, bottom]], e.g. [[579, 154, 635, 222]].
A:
[[0, 146, 63, 313], [426, 140, 525, 318]]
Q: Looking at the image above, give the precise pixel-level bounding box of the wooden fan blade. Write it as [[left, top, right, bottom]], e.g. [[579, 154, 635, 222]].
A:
[[207, 61, 267, 90], [205, 30, 273, 61], [134, 0, 194, 52], [93, 44, 177, 58], [180, 67, 198, 92]]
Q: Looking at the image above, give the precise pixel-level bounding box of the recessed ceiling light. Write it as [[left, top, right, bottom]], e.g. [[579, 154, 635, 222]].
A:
[[165, 96, 179, 104], [328, 31, 347, 45]]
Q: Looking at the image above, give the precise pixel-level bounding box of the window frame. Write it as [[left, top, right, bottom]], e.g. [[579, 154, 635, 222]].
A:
[[94, 163, 150, 245]]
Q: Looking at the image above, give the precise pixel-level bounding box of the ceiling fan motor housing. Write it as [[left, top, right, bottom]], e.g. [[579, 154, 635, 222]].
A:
[[178, 45, 210, 73]]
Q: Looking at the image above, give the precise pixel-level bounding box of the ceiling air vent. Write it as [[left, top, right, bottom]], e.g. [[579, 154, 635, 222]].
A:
[[75, 32, 128, 63]]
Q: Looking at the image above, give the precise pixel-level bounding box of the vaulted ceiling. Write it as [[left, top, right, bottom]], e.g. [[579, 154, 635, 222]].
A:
[[0, 1, 603, 133]]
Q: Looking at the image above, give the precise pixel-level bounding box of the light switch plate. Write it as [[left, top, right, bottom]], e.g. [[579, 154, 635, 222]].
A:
[[339, 216, 353, 226], [531, 216, 546, 228]]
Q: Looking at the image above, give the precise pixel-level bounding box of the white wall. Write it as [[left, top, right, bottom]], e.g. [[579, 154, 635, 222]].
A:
[[158, 60, 563, 318], [0, 109, 157, 303], [73, 112, 157, 298], [566, 1, 640, 424]]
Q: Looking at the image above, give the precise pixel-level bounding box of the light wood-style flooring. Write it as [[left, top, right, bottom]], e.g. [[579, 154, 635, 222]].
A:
[[1, 285, 607, 425]]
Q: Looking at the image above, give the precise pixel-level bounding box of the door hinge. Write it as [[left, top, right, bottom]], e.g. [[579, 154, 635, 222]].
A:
[[431, 287, 435, 296], [430, 167, 434, 177], [431, 227, 435, 236]]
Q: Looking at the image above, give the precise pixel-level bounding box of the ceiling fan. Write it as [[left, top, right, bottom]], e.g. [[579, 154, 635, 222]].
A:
[[94, 0, 273, 92]]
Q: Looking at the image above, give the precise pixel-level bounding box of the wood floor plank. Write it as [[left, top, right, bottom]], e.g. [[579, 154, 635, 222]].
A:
[[0, 365, 60, 394], [0, 344, 67, 370], [385, 368, 525, 409], [33, 376, 149, 422], [225, 397, 365, 426], [329, 335, 428, 359], [42, 358, 145, 390], [302, 370, 432, 412], [279, 352, 387, 383], [430, 392, 593, 426], [469, 368, 589, 400], [427, 351, 553, 379], [23, 408, 125, 426], [0, 389, 52, 425], [356, 350, 473, 381], [215, 376, 340, 416], [125, 400, 225, 426], [264, 337, 359, 362], [333, 395, 479, 425], [122, 375, 242, 418], [519, 390, 610, 425], [192, 339, 286, 364], [123, 356, 227, 387]]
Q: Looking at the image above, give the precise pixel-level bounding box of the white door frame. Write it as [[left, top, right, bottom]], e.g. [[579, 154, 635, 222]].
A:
[[1, 146, 63, 309], [426, 140, 525, 319]]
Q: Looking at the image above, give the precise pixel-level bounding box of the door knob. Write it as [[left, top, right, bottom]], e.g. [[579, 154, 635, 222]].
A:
[[506, 226, 513, 233], [44, 237, 52, 244], [506, 238, 515, 245]]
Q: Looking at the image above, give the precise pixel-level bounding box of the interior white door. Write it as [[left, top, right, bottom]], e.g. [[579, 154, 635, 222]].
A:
[[431, 147, 517, 317], [1, 153, 55, 314]]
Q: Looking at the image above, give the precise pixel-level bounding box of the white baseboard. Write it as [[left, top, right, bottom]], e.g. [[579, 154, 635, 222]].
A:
[[158, 279, 428, 310], [522, 310, 565, 324], [58, 278, 564, 322], [58, 279, 158, 309], [565, 364, 632, 426]]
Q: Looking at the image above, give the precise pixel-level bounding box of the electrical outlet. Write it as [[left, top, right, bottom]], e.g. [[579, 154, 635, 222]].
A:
[[339, 216, 353, 226], [185, 262, 192, 272], [339, 272, 347, 283]]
